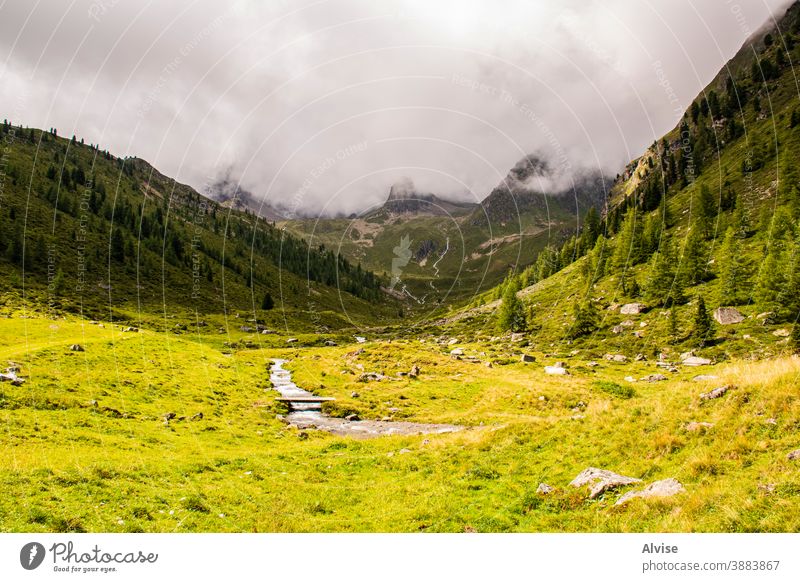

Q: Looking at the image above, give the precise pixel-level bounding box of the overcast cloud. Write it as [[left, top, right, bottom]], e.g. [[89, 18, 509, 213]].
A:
[[0, 0, 793, 215]]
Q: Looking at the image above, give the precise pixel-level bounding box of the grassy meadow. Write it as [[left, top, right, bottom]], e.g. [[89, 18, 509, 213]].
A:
[[1, 314, 798, 533]]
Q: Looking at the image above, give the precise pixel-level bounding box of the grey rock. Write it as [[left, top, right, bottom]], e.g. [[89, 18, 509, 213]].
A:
[[612, 325, 624, 334], [286, 338, 298, 343], [544, 365, 569, 375], [700, 385, 732, 400], [190, 412, 203, 421], [773, 328, 791, 338], [643, 374, 667, 382], [569, 467, 642, 499], [69, 344, 85, 352], [615, 478, 685, 506], [682, 356, 712, 366], [345, 414, 360, 422], [536, 483, 554, 495], [787, 450, 800, 461], [620, 303, 646, 315], [520, 354, 535, 363], [692, 374, 719, 382], [324, 340, 337, 346], [713, 307, 745, 325]]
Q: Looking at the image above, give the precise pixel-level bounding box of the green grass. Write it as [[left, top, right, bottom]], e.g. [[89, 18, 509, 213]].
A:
[[1, 315, 799, 533]]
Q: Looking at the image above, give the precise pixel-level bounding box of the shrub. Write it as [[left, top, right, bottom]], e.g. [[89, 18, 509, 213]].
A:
[[593, 380, 636, 399]]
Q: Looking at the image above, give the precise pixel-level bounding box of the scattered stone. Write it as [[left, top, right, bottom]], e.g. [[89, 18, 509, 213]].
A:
[[612, 325, 624, 334], [700, 385, 732, 401], [756, 311, 775, 321], [409, 364, 421, 377], [758, 483, 776, 494], [692, 374, 718, 382], [162, 412, 177, 421], [787, 450, 800, 461], [544, 365, 569, 375], [0, 371, 25, 386], [324, 340, 337, 346], [520, 354, 535, 363], [643, 374, 667, 382], [190, 412, 203, 421], [679, 351, 694, 361], [586, 361, 598, 367], [69, 344, 85, 352], [624, 376, 636, 383], [355, 336, 367, 343], [634, 353, 646, 362], [286, 338, 298, 343], [345, 414, 360, 422], [604, 354, 627, 362], [510, 332, 525, 342], [450, 348, 464, 356], [615, 478, 685, 506], [620, 320, 635, 328], [358, 372, 385, 382], [685, 421, 714, 432], [765, 418, 777, 425], [713, 307, 745, 325], [620, 303, 646, 315], [639, 321, 648, 328], [633, 331, 645, 338], [553, 361, 567, 368], [484, 361, 493, 368], [537, 483, 554, 495], [350, 392, 360, 398], [773, 329, 790, 338], [448, 338, 459, 345], [682, 356, 712, 366], [569, 467, 642, 499], [398, 448, 411, 455], [122, 326, 138, 333]]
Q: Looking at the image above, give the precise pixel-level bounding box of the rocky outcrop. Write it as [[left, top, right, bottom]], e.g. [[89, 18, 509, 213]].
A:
[[713, 307, 745, 325], [569, 467, 641, 499], [682, 356, 712, 366], [615, 478, 685, 506], [620, 303, 646, 315], [700, 385, 732, 401]]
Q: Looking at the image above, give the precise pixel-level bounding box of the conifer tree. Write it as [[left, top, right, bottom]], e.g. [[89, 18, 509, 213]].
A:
[[496, 277, 526, 333], [262, 292, 274, 310], [569, 300, 599, 339], [693, 295, 713, 347], [679, 226, 707, 286], [717, 226, 746, 305]]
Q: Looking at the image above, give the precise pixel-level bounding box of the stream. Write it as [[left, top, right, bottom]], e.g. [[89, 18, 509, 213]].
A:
[[269, 359, 463, 438]]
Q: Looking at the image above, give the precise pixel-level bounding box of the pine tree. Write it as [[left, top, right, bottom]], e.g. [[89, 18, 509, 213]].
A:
[[645, 239, 681, 306], [110, 228, 125, 262], [569, 300, 599, 339], [693, 295, 713, 347], [790, 322, 800, 353], [678, 225, 707, 286], [755, 246, 785, 312], [695, 184, 717, 239], [669, 305, 680, 344], [496, 277, 526, 333], [262, 292, 274, 310], [717, 227, 746, 305]]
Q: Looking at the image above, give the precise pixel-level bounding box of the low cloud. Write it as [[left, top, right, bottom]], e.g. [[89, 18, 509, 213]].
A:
[[0, 0, 792, 216]]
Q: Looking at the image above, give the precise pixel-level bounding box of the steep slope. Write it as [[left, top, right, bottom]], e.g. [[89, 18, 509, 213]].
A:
[[0, 125, 392, 329], [434, 1, 800, 359]]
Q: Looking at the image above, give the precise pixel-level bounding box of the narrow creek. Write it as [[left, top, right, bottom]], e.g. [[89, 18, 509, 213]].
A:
[[269, 359, 463, 438]]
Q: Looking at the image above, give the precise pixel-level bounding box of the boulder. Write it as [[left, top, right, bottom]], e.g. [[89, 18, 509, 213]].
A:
[[286, 338, 298, 343], [569, 467, 642, 499], [620, 320, 635, 327], [122, 326, 138, 333], [643, 374, 667, 382], [350, 392, 360, 398], [787, 450, 800, 461], [0, 371, 25, 386], [345, 414, 360, 422], [409, 365, 420, 378], [624, 376, 636, 383], [324, 340, 337, 346], [358, 372, 385, 382], [612, 325, 624, 334], [713, 307, 745, 325], [69, 344, 85, 352], [682, 356, 712, 366], [615, 478, 685, 506], [700, 385, 732, 401], [355, 336, 367, 343], [773, 329, 791, 338], [450, 348, 464, 356], [544, 366, 569, 375], [692, 374, 718, 382], [448, 338, 459, 345], [520, 354, 535, 363], [685, 421, 714, 432], [190, 412, 203, 421], [634, 353, 646, 362], [536, 483, 554, 495], [620, 303, 646, 315]]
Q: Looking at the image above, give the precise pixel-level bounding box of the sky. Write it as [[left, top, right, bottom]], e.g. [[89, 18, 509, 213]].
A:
[[0, 0, 794, 216]]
